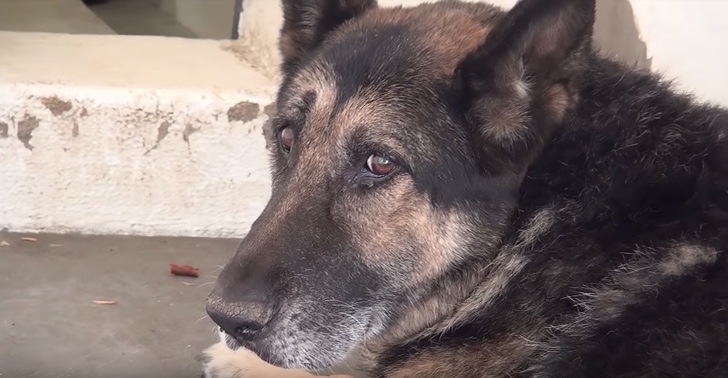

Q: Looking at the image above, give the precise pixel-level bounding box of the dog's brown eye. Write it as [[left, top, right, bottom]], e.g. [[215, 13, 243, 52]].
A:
[[279, 127, 294, 153], [366, 154, 396, 176]]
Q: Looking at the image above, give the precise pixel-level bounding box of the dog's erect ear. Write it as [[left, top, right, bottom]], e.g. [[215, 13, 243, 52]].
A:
[[279, 0, 377, 74], [458, 0, 596, 175]]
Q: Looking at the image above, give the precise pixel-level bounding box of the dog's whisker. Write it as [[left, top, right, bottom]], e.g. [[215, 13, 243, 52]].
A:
[[196, 281, 216, 289], [194, 314, 210, 326]]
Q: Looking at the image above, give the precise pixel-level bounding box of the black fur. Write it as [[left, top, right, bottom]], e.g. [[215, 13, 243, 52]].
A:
[[279, 0, 377, 74]]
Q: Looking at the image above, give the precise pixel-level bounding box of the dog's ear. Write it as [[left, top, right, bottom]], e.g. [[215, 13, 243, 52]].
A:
[[458, 0, 595, 175], [279, 0, 377, 75]]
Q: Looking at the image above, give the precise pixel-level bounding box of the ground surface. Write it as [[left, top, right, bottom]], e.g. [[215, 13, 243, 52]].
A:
[[0, 232, 238, 378]]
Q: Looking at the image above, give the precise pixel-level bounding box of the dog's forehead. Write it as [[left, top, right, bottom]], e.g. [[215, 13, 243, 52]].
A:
[[329, 4, 497, 78], [280, 4, 498, 135], [283, 4, 497, 91]]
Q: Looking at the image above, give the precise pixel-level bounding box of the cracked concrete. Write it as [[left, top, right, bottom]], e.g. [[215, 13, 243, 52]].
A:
[[0, 31, 276, 238], [41, 96, 73, 116], [16, 115, 39, 150], [0, 232, 238, 378], [227, 101, 260, 123], [182, 124, 199, 143], [145, 120, 172, 154]]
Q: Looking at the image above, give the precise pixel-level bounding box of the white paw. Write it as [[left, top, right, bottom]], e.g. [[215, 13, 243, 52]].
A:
[[201, 342, 264, 378], [201, 341, 350, 378]]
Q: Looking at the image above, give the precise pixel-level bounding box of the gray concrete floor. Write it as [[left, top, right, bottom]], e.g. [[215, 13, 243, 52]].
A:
[[0, 232, 238, 378]]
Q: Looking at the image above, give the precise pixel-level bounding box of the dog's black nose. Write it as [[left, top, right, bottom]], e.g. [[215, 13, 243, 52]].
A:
[[206, 300, 271, 341], [205, 263, 278, 341]]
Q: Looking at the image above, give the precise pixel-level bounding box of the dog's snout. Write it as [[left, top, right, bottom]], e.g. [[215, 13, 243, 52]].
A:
[[206, 263, 280, 341], [206, 299, 273, 341]]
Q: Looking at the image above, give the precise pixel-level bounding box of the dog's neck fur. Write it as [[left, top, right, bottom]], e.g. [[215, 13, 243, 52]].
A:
[[361, 219, 523, 367]]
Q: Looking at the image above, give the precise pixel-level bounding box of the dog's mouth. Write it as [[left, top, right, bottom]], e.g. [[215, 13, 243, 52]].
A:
[[221, 330, 284, 367], [222, 331, 242, 350], [220, 311, 376, 370]]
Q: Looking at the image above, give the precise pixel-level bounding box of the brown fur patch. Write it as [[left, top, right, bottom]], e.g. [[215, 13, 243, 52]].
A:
[[339, 175, 467, 278], [544, 84, 571, 123], [478, 97, 531, 145]]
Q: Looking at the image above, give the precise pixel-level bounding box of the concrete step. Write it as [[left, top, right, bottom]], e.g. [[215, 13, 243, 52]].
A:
[[0, 31, 276, 238]]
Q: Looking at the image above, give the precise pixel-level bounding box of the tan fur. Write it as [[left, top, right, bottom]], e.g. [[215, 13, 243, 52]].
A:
[[331, 93, 411, 156], [478, 97, 532, 145], [203, 342, 352, 378], [340, 177, 468, 279], [440, 250, 527, 332], [543, 83, 571, 123]]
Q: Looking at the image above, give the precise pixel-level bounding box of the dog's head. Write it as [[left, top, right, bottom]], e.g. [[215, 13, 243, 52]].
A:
[[207, 0, 595, 370]]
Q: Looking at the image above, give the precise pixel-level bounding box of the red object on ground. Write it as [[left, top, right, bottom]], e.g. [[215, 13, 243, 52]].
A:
[[169, 263, 199, 277]]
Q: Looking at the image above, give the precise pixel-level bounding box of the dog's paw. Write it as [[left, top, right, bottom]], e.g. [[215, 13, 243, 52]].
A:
[[201, 342, 265, 378], [200, 342, 351, 378]]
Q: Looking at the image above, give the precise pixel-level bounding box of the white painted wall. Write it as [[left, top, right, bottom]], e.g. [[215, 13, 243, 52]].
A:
[[630, 0, 728, 104]]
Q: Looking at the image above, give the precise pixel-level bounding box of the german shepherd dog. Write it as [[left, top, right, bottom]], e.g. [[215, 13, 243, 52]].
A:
[[203, 0, 728, 376]]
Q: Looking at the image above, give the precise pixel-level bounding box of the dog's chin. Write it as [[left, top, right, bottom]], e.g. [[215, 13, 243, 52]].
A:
[[220, 332, 288, 367], [222, 333, 243, 351], [220, 319, 369, 371]]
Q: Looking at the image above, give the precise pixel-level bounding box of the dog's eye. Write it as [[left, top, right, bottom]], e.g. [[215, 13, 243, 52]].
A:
[[279, 127, 294, 153], [366, 154, 396, 176]]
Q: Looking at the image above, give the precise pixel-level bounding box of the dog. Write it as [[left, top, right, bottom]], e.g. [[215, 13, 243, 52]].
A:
[[202, 0, 728, 376]]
